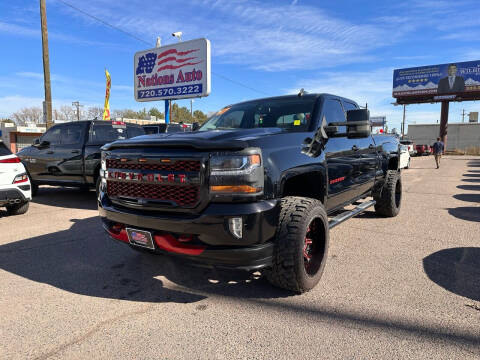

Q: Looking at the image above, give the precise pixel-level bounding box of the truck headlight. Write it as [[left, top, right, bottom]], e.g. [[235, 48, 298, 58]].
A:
[[210, 151, 264, 195], [101, 152, 106, 171]]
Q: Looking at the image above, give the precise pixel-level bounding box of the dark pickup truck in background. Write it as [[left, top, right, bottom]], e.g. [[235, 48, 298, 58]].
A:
[[17, 120, 144, 195], [142, 123, 193, 135], [99, 93, 401, 293]]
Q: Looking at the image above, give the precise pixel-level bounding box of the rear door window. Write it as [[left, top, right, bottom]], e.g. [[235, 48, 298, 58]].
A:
[[89, 123, 145, 143], [0, 142, 12, 156], [59, 123, 83, 145], [166, 124, 182, 133], [127, 126, 145, 138], [41, 125, 62, 145], [143, 126, 158, 135], [89, 124, 127, 143]]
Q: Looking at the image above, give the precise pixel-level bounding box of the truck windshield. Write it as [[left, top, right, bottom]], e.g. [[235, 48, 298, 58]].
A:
[[199, 97, 316, 132]]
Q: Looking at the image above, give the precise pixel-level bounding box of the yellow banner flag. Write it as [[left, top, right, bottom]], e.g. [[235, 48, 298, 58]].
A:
[[103, 69, 111, 120]]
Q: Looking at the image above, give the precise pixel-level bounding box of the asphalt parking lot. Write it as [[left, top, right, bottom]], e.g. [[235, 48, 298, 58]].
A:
[[1, 155, 479, 359]]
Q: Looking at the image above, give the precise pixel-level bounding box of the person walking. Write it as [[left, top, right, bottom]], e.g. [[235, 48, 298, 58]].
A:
[[432, 137, 444, 169]]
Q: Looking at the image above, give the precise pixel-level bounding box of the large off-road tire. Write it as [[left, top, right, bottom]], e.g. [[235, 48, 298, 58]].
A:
[[374, 170, 402, 217], [6, 201, 30, 215], [264, 196, 329, 293]]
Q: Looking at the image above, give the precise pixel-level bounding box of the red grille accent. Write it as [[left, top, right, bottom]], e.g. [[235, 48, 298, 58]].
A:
[[107, 159, 200, 172], [107, 181, 199, 206]]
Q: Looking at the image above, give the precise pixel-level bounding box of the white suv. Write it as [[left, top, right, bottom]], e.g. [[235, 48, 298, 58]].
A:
[[0, 141, 31, 215]]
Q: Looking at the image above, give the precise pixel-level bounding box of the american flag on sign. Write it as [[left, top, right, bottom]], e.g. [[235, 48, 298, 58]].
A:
[[131, 231, 148, 245], [156, 48, 202, 72]]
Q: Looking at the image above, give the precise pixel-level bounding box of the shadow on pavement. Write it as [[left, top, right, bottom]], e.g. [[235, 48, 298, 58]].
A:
[[32, 187, 97, 210], [453, 194, 480, 203], [463, 173, 480, 178], [457, 184, 480, 191], [447, 207, 480, 222], [423, 247, 480, 302], [461, 178, 480, 183], [0, 217, 289, 304], [403, 167, 435, 170]]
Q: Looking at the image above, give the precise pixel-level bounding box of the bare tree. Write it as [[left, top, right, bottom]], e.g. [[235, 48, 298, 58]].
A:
[[11, 107, 43, 125], [59, 105, 75, 120], [86, 106, 103, 119]]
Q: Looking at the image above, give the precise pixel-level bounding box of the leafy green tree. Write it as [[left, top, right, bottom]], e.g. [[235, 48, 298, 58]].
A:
[[171, 103, 193, 123], [193, 110, 208, 124], [148, 107, 164, 119]]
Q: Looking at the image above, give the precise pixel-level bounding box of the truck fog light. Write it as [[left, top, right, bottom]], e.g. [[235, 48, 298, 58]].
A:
[[228, 217, 243, 239]]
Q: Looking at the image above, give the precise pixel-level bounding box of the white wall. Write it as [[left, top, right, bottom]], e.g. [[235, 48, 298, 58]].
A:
[[407, 123, 480, 150]]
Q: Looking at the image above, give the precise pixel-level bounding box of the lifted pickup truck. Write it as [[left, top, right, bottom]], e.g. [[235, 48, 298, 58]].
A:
[[99, 94, 401, 293], [18, 120, 144, 195]]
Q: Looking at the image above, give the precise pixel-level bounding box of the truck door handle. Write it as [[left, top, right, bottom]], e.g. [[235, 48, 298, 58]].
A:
[[47, 151, 54, 154], [71, 150, 80, 154], [351, 145, 358, 151]]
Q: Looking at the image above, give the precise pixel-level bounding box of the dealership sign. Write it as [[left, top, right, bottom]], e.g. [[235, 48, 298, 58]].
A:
[[393, 60, 480, 98], [134, 38, 211, 102]]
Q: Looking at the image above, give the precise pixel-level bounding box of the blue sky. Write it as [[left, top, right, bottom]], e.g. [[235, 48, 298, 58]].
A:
[[1, 0, 480, 131]]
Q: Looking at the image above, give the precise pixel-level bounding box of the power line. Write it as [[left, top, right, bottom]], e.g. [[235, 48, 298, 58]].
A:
[[56, 0, 267, 95], [211, 72, 268, 95], [56, 0, 150, 46]]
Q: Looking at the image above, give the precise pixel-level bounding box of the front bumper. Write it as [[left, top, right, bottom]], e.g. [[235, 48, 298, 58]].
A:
[[98, 193, 279, 271]]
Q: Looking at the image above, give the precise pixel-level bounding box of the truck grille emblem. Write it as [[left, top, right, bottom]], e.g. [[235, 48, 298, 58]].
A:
[[108, 171, 187, 184]]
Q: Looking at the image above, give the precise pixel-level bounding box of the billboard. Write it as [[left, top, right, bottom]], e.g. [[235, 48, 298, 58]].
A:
[[393, 60, 480, 98], [134, 38, 211, 102], [370, 116, 386, 127]]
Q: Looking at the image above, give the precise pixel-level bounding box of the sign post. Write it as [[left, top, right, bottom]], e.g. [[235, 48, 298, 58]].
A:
[[134, 38, 211, 122]]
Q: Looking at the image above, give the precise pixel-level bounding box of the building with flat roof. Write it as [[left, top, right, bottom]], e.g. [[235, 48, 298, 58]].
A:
[[0, 122, 46, 153], [407, 122, 480, 150]]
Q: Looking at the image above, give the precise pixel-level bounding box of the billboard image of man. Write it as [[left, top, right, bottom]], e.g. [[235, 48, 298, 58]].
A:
[[437, 64, 465, 94]]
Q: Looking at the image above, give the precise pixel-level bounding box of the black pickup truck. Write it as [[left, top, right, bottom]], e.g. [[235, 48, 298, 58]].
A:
[[98, 94, 401, 293], [17, 120, 144, 195]]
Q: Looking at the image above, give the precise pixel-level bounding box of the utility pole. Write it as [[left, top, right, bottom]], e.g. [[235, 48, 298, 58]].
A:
[[190, 99, 194, 117], [72, 101, 82, 121], [461, 109, 466, 122], [402, 104, 406, 139], [40, 0, 53, 129]]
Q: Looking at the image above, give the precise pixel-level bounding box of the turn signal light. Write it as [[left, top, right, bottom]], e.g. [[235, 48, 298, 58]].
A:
[[210, 185, 261, 193]]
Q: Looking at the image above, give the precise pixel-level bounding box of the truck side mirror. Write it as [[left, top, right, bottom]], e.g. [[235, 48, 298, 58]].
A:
[[192, 122, 200, 131], [33, 138, 40, 146], [346, 109, 371, 138]]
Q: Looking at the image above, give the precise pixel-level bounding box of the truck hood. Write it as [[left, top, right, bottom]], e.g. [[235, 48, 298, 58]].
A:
[[102, 128, 283, 151]]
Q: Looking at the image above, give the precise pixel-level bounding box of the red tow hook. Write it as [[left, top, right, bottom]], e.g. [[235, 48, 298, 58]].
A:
[[154, 233, 205, 255], [106, 223, 129, 243]]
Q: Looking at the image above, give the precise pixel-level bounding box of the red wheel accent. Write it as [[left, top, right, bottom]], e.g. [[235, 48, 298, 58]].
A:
[[303, 219, 324, 275], [303, 226, 313, 261]]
